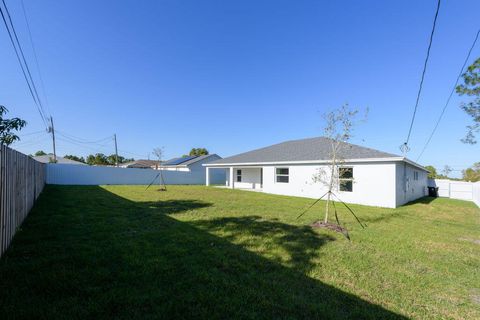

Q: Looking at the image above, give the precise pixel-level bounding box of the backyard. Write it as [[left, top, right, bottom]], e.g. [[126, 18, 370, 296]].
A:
[[0, 185, 479, 319]]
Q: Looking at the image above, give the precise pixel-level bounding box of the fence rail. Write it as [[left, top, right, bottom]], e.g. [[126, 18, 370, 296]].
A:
[[0, 145, 46, 258]]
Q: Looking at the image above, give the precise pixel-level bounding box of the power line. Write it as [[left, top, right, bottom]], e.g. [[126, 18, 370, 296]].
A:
[[18, 129, 46, 137], [56, 136, 112, 154], [20, 0, 50, 116], [416, 29, 480, 162], [402, 0, 441, 152], [0, 0, 49, 128], [56, 130, 114, 145]]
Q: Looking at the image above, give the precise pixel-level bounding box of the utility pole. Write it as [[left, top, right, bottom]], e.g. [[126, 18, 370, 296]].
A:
[[114, 134, 118, 167], [49, 116, 57, 162]]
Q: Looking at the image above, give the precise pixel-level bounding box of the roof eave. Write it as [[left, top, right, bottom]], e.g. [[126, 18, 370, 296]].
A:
[[204, 157, 429, 171]]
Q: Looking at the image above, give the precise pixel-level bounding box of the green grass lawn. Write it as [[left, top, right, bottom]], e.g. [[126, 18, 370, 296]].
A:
[[1, 185, 479, 319]]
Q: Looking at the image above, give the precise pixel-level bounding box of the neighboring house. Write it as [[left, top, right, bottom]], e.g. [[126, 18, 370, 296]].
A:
[[119, 159, 162, 169], [204, 137, 428, 208], [33, 154, 86, 165], [160, 154, 219, 172], [159, 154, 226, 184]]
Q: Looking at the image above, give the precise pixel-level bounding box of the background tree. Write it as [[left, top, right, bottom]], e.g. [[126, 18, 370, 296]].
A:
[[106, 154, 132, 165], [425, 165, 437, 179], [153, 147, 164, 162], [442, 165, 452, 178], [86, 153, 108, 165], [64, 155, 86, 163], [462, 162, 480, 182], [86, 153, 132, 165], [34, 150, 47, 156], [0, 105, 27, 145], [456, 57, 480, 144], [189, 148, 209, 156]]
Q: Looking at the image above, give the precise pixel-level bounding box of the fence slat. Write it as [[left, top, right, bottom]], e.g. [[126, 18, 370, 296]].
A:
[[0, 145, 46, 258]]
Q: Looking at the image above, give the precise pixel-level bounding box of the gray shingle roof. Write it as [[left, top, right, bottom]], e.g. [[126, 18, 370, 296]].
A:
[[209, 137, 400, 165], [33, 155, 86, 165]]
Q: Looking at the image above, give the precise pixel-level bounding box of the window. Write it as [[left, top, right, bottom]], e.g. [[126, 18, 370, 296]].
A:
[[339, 167, 353, 192], [275, 168, 289, 183], [413, 171, 418, 181], [236, 169, 242, 182]]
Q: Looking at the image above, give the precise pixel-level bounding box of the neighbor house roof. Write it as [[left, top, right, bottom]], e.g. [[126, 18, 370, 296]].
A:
[[33, 155, 86, 165], [206, 137, 427, 171], [161, 154, 219, 167], [122, 159, 161, 168]]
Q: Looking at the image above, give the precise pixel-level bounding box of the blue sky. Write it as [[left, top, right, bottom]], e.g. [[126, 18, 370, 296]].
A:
[[1, 0, 479, 177]]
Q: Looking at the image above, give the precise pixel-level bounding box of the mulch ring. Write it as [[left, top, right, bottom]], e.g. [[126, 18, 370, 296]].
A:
[[311, 221, 350, 239]]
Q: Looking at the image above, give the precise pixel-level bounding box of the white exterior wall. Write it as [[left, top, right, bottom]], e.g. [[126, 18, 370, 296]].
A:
[[160, 167, 190, 172], [232, 168, 262, 189], [395, 162, 428, 206], [260, 162, 398, 208]]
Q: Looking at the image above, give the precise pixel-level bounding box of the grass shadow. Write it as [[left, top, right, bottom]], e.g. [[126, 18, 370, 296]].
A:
[[0, 185, 407, 319]]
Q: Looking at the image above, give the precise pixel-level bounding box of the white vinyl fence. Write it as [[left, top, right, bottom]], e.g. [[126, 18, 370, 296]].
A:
[[428, 179, 480, 207], [47, 163, 225, 185]]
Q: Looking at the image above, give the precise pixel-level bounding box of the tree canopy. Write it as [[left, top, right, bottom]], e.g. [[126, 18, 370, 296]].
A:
[[425, 165, 437, 179], [462, 162, 480, 182], [85, 153, 133, 166], [0, 105, 26, 145], [456, 57, 480, 144], [189, 148, 209, 156], [34, 150, 47, 156]]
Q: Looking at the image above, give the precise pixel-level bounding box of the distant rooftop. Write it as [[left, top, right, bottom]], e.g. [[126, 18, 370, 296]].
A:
[[161, 154, 219, 167], [33, 155, 86, 165]]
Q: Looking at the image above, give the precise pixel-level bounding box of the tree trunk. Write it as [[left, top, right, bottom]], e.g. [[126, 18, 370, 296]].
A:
[[324, 191, 331, 223]]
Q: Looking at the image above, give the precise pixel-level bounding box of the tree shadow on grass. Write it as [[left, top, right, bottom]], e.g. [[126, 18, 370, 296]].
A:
[[0, 185, 407, 319], [192, 216, 335, 273], [362, 197, 436, 224]]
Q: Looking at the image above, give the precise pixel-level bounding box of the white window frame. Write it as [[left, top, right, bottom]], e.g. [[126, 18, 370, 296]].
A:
[[275, 167, 289, 183], [413, 171, 418, 181], [338, 167, 354, 192]]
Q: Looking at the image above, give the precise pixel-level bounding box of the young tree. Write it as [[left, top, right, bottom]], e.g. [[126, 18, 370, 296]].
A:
[[456, 57, 480, 144], [152, 147, 167, 190], [312, 104, 365, 224], [0, 105, 27, 145]]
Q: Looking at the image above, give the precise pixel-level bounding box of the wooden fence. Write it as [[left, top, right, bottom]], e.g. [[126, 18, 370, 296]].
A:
[[0, 145, 46, 257]]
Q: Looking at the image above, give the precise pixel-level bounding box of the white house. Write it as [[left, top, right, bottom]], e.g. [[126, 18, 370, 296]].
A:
[[158, 154, 226, 183], [204, 137, 428, 208]]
